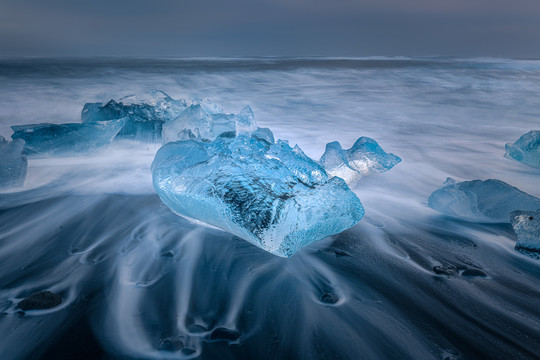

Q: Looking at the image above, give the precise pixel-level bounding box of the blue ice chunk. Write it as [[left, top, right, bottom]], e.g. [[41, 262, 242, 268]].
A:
[[0, 136, 27, 188], [161, 104, 234, 143], [510, 210, 540, 255], [82, 90, 188, 142], [428, 178, 540, 223], [320, 137, 401, 184], [251, 127, 274, 144], [505, 130, 540, 169], [11, 119, 126, 157], [162, 103, 254, 144], [152, 135, 364, 257]]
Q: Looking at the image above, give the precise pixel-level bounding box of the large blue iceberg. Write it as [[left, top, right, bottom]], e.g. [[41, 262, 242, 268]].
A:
[[152, 132, 364, 257], [0, 136, 27, 188], [319, 137, 401, 185], [11, 119, 125, 156], [510, 210, 540, 256], [82, 91, 188, 143], [428, 178, 540, 223], [504, 130, 540, 169]]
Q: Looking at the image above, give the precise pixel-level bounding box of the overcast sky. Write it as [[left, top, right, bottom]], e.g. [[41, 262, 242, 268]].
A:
[[1, 0, 540, 58]]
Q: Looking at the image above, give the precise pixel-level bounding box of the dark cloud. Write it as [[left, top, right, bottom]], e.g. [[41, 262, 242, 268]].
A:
[[1, 0, 539, 57]]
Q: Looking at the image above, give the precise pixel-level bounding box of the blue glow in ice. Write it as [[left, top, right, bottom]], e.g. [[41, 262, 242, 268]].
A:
[[82, 91, 188, 142], [152, 134, 364, 257], [428, 178, 540, 223], [320, 137, 401, 184], [0, 136, 27, 188], [11, 119, 125, 157], [510, 210, 540, 255], [504, 130, 540, 169]]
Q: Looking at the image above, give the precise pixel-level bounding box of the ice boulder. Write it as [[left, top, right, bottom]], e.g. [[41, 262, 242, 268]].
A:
[[0, 136, 27, 188], [82, 90, 188, 142], [11, 119, 125, 157], [428, 178, 540, 223], [510, 210, 540, 255], [162, 104, 257, 144], [504, 130, 540, 169], [320, 137, 401, 185], [152, 134, 364, 257]]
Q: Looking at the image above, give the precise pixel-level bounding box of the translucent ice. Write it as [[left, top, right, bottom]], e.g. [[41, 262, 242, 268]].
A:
[[82, 91, 188, 142], [510, 210, 540, 255], [0, 136, 27, 188], [319, 137, 401, 184], [251, 127, 274, 144], [11, 119, 125, 157], [428, 178, 540, 223], [162, 104, 256, 144], [504, 130, 540, 169], [152, 134, 364, 257]]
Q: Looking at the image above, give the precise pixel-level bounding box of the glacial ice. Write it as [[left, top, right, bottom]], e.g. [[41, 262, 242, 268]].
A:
[[319, 137, 401, 184], [428, 178, 540, 223], [0, 136, 27, 188], [11, 119, 125, 156], [152, 134, 364, 257], [504, 130, 540, 169], [510, 209, 540, 252], [161, 104, 257, 144], [82, 91, 188, 142], [510, 210, 540, 254]]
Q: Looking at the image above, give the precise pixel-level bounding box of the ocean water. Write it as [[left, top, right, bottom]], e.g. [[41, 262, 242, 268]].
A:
[[0, 58, 539, 359]]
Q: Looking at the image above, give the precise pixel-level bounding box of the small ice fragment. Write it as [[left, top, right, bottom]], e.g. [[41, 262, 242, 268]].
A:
[[320, 137, 401, 184], [504, 130, 540, 169], [11, 119, 125, 157], [152, 135, 364, 257], [510, 210, 540, 254], [0, 136, 27, 189], [428, 179, 540, 223]]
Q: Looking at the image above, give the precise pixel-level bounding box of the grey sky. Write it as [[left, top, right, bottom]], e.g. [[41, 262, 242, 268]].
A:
[[1, 0, 539, 58]]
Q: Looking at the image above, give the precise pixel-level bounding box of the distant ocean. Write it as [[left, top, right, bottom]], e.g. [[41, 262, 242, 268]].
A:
[[1, 58, 539, 359]]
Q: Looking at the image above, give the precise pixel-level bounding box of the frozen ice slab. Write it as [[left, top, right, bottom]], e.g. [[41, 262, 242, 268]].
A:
[[0, 136, 27, 188], [11, 119, 125, 157], [152, 134, 364, 257], [162, 104, 256, 144], [82, 91, 188, 142], [510, 210, 540, 255], [319, 137, 401, 184], [428, 178, 540, 223], [504, 130, 540, 169]]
